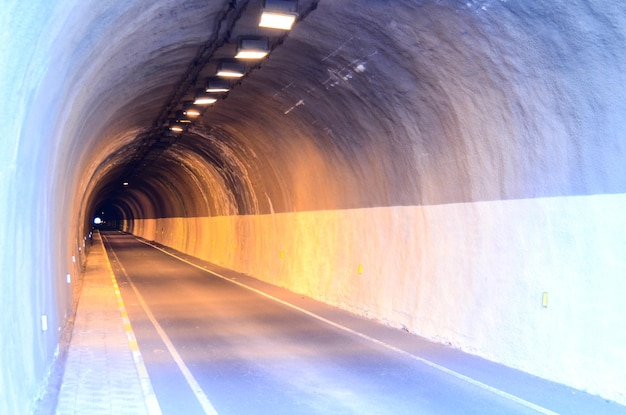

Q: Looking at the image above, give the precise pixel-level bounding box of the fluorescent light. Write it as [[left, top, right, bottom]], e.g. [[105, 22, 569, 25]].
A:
[[217, 69, 244, 78], [216, 61, 245, 78], [205, 78, 230, 93], [182, 101, 200, 118], [184, 108, 200, 117], [194, 97, 217, 105], [217, 69, 243, 78], [168, 119, 185, 133], [175, 111, 192, 123], [193, 92, 218, 105], [235, 49, 268, 59], [260, 11, 297, 30], [235, 38, 269, 60], [260, 1, 298, 30], [205, 87, 228, 93]]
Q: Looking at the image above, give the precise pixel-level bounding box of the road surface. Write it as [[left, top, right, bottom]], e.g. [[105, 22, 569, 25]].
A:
[[101, 232, 624, 415]]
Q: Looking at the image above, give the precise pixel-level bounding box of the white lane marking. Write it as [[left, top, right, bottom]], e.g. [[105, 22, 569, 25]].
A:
[[99, 233, 162, 415], [105, 236, 219, 415], [137, 237, 559, 415]]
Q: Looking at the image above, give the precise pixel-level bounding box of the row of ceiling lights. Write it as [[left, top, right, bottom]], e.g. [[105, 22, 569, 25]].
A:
[[167, 0, 299, 134], [121, 0, 315, 187]]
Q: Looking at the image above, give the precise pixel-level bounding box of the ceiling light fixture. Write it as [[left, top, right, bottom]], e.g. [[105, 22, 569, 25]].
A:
[[193, 90, 218, 105], [235, 37, 270, 59], [174, 111, 193, 123], [260, 0, 298, 30], [216, 61, 245, 78], [167, 119, 186, 133], [184, 108, 201, 117], [182, 102, 201, 118], [124, 1, 319, 181], [205, 77, 231, 93]]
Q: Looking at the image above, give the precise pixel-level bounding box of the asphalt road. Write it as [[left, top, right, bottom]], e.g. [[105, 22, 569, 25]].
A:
[[101, 232, 626, 415]]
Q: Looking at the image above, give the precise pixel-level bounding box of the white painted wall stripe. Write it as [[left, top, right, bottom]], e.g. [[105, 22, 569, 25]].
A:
[[138, 237, 560, 415]]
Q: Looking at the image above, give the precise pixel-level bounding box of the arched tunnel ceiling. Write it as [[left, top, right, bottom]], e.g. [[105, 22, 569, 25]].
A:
[[80, 0, 626, 226]]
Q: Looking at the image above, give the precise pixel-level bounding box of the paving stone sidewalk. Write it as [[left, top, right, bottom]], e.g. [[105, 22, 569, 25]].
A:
[[55, 232, 152, 415]]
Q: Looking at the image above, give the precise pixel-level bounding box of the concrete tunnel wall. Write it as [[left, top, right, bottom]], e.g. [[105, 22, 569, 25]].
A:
[[2, 0, 626, 412]]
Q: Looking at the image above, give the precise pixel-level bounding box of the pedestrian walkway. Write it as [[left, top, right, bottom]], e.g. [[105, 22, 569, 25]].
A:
[[55, 231, 157, 415]]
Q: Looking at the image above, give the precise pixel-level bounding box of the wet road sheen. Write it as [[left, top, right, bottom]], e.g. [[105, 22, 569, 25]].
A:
[[100, 232, 570, 415]]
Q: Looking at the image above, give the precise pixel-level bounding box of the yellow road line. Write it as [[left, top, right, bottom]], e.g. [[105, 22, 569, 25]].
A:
[[104, 234, 219, 415], [99, 232, 162, 415]]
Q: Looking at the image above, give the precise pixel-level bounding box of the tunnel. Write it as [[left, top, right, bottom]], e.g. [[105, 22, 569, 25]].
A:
[[2, 0, 626, 412]]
